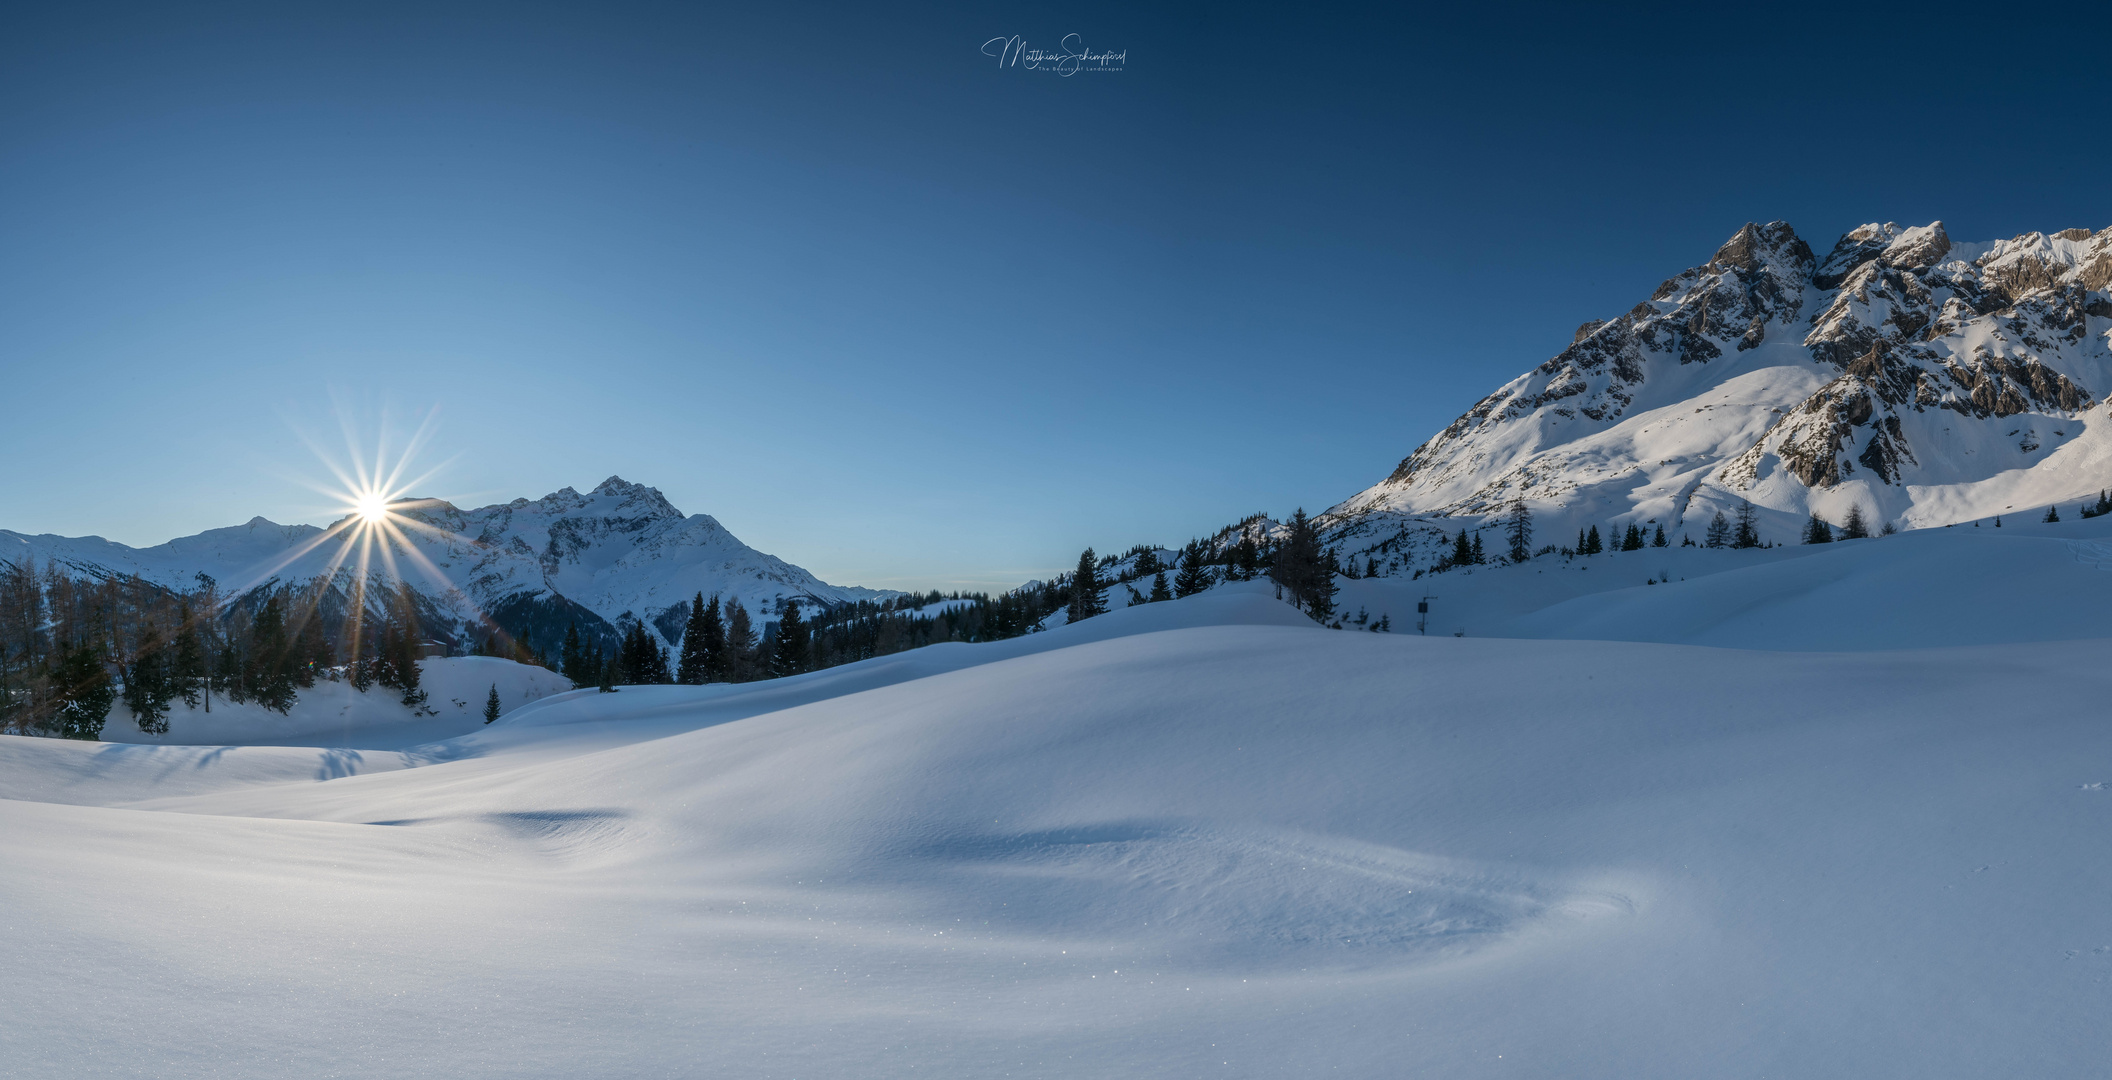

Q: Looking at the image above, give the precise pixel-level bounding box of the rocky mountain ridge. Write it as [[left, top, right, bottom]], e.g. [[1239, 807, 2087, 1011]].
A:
[[1324, 219, 2112, 560], [0, 476, 893, 652]]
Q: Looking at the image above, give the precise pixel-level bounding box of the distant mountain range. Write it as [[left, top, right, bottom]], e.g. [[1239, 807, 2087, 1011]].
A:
[[1322, 221, 2112, 566], [1, 476, 893, 653]]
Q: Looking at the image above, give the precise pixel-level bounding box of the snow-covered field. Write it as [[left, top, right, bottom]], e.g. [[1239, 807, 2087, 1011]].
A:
[[6, 525, 2112, 1077]]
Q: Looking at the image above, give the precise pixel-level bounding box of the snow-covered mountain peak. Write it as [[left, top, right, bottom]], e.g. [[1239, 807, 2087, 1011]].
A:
[[3, 479, 895, 656], [1324, 218, 2112, 561]]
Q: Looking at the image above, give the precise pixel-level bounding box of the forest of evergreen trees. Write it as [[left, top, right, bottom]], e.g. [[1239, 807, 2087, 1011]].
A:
[[0, 560, 438, 739], [3, 493, 1953, 740]]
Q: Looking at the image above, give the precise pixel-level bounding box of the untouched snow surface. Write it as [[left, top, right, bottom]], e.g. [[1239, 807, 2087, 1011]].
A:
[[6, 535, 2112, 1077]]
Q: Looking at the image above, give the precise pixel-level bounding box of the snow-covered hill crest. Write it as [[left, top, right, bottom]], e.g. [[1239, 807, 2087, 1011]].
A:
[[1329, 220, 2112, 545]]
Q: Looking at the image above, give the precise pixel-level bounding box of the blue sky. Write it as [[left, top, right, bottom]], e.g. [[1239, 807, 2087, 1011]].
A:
[[4, 2, 2109, 591]]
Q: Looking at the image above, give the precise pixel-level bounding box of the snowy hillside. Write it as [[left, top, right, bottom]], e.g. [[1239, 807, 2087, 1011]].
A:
[[1328, 221, 2112, 552], [7, 533, 2112, 1077], [0, 476, 894, 650], [96, 656, 574, 749]]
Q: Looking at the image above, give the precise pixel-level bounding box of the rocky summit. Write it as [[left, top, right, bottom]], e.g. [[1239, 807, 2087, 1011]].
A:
[[1324, 221, 2112, 559]]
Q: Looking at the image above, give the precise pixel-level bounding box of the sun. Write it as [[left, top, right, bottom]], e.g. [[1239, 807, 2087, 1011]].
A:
[[355, 493, 390, 524]]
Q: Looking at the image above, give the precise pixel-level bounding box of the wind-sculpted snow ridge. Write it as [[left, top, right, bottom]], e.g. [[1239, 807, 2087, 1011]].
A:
[[1328, 220, 2112, 552], [0, 476, 895, 648], [8, 570, 2112, 1077]]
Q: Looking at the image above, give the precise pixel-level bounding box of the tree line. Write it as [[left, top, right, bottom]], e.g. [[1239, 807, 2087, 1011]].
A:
[[1, 558, 437, 740]]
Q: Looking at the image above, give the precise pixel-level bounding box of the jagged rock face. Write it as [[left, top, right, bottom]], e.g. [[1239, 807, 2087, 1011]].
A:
[[1330, 220, 2112, 547]]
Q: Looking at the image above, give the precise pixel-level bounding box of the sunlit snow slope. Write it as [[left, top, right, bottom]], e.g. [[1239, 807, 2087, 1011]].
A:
[[5, 537, 2112, 1077]]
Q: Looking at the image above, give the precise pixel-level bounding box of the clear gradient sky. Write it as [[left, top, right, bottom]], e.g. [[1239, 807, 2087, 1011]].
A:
[[4, 2, 2110, 591]]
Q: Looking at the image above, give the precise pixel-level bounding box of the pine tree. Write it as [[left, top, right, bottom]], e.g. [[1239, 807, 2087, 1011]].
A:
[[1994, 515, 2002, 527], [676, 593, 712, 685], [1575, 527, 1586, 554], [484, 683, 502, 724], [1270, 510, 1336, 621], [1705, 511, 1731, 548], [700, 596, 728, 682], [393, 587, 427, 711], [1840, 505, 1870, 539], [171, 603, 204, 707], [1652, 523, 1668, 547], [1173, 542, 1215, 598], [1469, 533, 1486, 565], [2044, 505, 2060, 523], [1450, 530, 1473, 567], [1732, 501, 1761, 548], [122, 622, 173, 735], [598, 650, 618, 692], [1149, 571, 1172, 602], [1504, 498, 1533, 562], [769, 599, 810, 678], [1803, 513, 1834, 544], [1582, 525, 1603, 555], [250, 595, 297, 715], [1622, 524, 1644, 551], [1068, 549, 1108, 622], [53, 642, 115, 741], [724, 599, 757, 682], [561, 622, 587, 688]]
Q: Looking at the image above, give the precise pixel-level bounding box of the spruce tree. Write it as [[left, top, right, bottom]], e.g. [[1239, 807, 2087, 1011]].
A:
[[1149, 571, 1172, 603], [770, 599, 809, 678], [1173, 542, 1215, 598], [1469, 533, 1486, 565], [250, 595, 297, 715], [1068, 549, 1108, 623], [53, 642, 114, 741], [122, 622, 173, 735], [1705, 511, 1731, 548], [1504, 498, 1533, 562], [1652, 523, 1668, 547], [483, 683, 502, 724], [1840, 505, 1870, 539], [699, 596, 727, 682], [1803, 513, 1833, 544], [2044, 505, 2060, 523], [676, 593, 712, 685], [598, 650, 618, 692], [171, 603, 204, 707], [561, 622, 587, 688], [724, 599, 757, 682], [1450, 530, 1473, 567], [1583, 525, 1603, 555], [1732, 501, 1761, 548], [1621, 524, 1644, 551]]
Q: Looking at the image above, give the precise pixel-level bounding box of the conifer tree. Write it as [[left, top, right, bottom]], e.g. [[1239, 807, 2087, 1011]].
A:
[[724, 599, 758, 682], [171, 603, 204, 707], [1469, 533, 1486, 564], [1840, 505, 1870, 539], [1173, 542, 1215, 598], [1705, 511, 1731, 548], [250, 595, 297, 715], [1068, 549, 1107, 623], [2044, 505, 2060, 523], [561, 622, 587, 688], [122, 622, 173, 735], [1583, 525, 1603, 555], [1504, 498, 1533, 562], [1450, 530, 1474, 567], [1149, 571, 1172, 602], [1732, 501, 1761, 548], [1621, 524, 1644, 551], [484, 683, 502, 724], [1575, 527, 1586, 554], [598, 650, 618, 692], [700, 596, 728, 682], [1652, 523, 1668, 547], [770, 599, 810, 678], [53, 642, 114, 741], [676, 592, 713, 685], [1803, 513, 1834, 544]]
